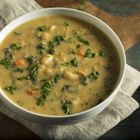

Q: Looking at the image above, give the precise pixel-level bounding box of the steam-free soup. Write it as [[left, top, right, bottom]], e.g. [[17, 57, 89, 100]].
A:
[[0, 16, 119, 115]]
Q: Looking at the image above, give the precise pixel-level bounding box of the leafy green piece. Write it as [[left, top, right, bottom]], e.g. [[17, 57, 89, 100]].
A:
[[48, 48, 55, 55], [88, 71, 100, 80], [76, 44, 81, 49], [36, 96, 46, 106], [36, 44, 45, 55], [53, 35, 64, 45], [38, 25, 47, 32], [80, 71, 99, 86], [77, 36, 90, 45], [61, 85, 73, 92], [25, 55, 37, 65], [70, 58, 78, 67], [67, 37, 72, 43], [10, 43, 22, 50], [61, 99, 72, 115], [4, 85, 16, 94], [68, 49, 76, 55], [29, 64, 38, 81], [17, 76, 30, 81], [3, 48, 13, 59], [84, 49, 95, 58], [99, 50, 106, 57], [63, 21, 69, 27], [80, 76, 88, 86], [37, 79, 52, 105], [13, 67, 23, 73], [47, 41, 54, 48], [47, 41, 55, 54], [61, 62, 69, 66], [54, 74, 61, 83], [37, 74, 62, 105], [0, 58, 11, 68], [13, 32, 21, 35]]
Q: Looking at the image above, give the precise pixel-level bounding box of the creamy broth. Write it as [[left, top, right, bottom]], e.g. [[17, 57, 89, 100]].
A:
[[0, 16, 119, 115]]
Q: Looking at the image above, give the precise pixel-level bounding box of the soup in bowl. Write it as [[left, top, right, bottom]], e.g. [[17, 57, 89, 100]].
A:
[[0, 8, 125, 124]]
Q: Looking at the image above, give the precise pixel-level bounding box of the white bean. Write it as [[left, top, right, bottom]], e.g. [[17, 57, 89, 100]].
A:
[[63, 71, 78, 81], [40, 55, 53, 66], [50, 25, 57, 32], [38, 65, 46, 72], [21, 40, 25, 47], [71, 98, 81, 106], [44, 68, 53, 77], [43, 32, 51, 40]]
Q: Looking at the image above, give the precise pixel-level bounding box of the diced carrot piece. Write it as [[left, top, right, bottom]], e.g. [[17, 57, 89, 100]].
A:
[[26, 89, 36, 96], [77, 49, 84, 56], [15, 59, 25, 66]]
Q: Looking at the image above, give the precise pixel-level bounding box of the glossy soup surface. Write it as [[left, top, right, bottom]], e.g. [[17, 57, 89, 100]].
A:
[[0, 16, 119, 116]]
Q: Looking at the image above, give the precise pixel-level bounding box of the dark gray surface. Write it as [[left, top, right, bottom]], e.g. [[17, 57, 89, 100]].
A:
[[92, 0, 140, 15], [91, 0, 140, 140]]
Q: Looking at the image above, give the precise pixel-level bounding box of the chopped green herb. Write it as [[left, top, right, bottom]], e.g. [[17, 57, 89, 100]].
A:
[[61, 62, 69, 66], [17, 77, 26, 81], [48, 48, 55, 55], [63, 21, 69, 27], [61, 85, 73, 92], [38, 25, 47, 32], [77, 36, 90, 45], [53, 35, 64, 45], [3, 48, 13, 59], [67, 37, 72, 43], [36, 44, 45, 55], [25, 55, 37, 65], [47, 41, 55, 54], [13, 67, 23, 73], [10, 43, 22, 50], [13, 32, 21, 35], [29, 64, 38, 81], [80, 76, 88, 86], [68, 49, 76, 55], [80, 71, 99, 86], [47, 41, 54, 48], [96, 92, 99, 97], [47, 36, 64, 48], [37, 96, 46, 106], [70, 58, 78, 67], [84, 49, 95, 58], [88, 71, 100, 80], [37, 74, 62, 105], [17, 76, 30, 81], [99, 50, 106, 57], [0, 58, 11, 68], [54, 74, 61, 83], [61, 99, 72, 115], [76, 44, 81, 49], [37, 79, 52, 105], [4, 85, 16, 94]]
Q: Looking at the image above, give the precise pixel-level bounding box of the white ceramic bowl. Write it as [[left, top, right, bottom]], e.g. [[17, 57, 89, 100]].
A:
[[0, 8, 126, 125]]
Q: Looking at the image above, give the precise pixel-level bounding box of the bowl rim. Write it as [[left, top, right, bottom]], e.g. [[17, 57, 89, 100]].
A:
[[0, 7, 126, 119]]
